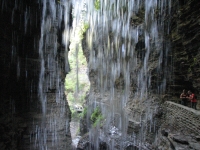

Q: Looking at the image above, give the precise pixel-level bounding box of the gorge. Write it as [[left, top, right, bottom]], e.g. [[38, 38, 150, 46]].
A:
[[0, 0, 200, 150]]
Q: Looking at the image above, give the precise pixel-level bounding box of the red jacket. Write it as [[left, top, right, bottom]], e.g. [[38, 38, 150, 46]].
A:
[[190, 93, 197, 102]]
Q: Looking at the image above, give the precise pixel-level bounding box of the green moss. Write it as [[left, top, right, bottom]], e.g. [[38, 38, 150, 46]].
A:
[[93, 115, 103, 127], [91, 107, 104, 127]]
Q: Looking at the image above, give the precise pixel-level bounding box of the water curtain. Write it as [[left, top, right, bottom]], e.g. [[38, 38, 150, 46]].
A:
[[72, 0, 171, 149], [37, 0, 71, 149]]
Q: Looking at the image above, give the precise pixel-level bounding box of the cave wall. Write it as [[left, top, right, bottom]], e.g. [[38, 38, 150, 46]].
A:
[[0, 0, 72, 149], [0, 0, 195, 149], [0, 1, 41, 148], [168, 0, 200, 100], [0, 0, 41, 112], [79, 0, 200, 149]]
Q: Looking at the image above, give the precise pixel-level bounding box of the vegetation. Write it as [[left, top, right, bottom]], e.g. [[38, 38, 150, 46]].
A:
[[79, 107, 87, 118], [65, 43, 89, 102], [70, 107, 77, 118], [65, 22, 89, 118], [82, 23, 89, 33], [65, 6, 90, 117], [91, 107, 104, 127], [79, 22, 89, 39], [94, 0, 101, 10], [67, 93, 75, 102], [65, 75, 75, 93]]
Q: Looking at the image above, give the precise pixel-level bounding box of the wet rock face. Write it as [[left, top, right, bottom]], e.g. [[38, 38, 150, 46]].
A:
[[0, 0, 72, 149], [169, 0, 200, 99], [0, 0, 41, 112], [157, 101, 200, 150], [172, 135, 189, 144], [0, 1, 41, 149], [80, 0, 200, 149], [162, 102, 200, 136]]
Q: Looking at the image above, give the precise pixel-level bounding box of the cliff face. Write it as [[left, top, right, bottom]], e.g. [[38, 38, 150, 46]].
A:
[[0, 0, 72, 149], [81, 0, 200, 112], [79, 0, 200, 149], [168, 0, 200, 99], [0, 0, 40, 112], [0, 1, 41, 148], [0, 0, 200, 149]]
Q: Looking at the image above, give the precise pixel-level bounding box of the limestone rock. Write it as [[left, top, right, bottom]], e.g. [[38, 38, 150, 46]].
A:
[[172, 135, 189, 145], [189, 142, 200, 150]]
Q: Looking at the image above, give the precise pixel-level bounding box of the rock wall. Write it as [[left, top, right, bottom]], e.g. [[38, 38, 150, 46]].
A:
[[81, 1, 200, 100], [0, 1, 41, 149], [162, 101, 200, 135], [80, 0, 200, 149], [156, 101, 200, 150], [0, 0, 72, 149], [168, 0, 200, 100]]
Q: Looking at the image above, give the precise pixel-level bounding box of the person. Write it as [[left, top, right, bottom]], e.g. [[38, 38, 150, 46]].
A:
[[180, 89, 188, 106], [188, 90, 197, 110]]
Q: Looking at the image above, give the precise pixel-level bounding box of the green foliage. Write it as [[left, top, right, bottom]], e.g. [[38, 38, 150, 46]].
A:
[[70, 107, 77, 118], [94, 0, 100, 10], [91, 107, 100, 122], [79, 107, 87, 118], [65, 43, 89, 104], [80, 93, 86, 102], [65, 8, 90, 117], [91, 107, 103, 127], [67, 93, 75, 102], [65, 77, 76, 93], [68, 56, 76, 70], [93, 115, 104, 127], [79, 22, 90, 39], [82, 23, 89, 33], [78, 48, 87, 66]]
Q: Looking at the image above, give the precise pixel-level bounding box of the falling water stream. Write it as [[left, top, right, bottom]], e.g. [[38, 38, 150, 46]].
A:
[[1, 0, 72, 149], [1, 0, 171, 149], [37, 0, 72, 149], [71, 0, 171, 149]]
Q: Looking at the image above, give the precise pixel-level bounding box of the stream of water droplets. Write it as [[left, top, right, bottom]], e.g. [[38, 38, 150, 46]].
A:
[[36, 0, 71, 149], [71, 0, 171, 149]]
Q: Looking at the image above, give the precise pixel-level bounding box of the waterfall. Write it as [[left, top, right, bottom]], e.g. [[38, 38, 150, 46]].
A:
[[71, 0, 171, 149], [36, 0, 71, 149], [0, 0, 72, 149]]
